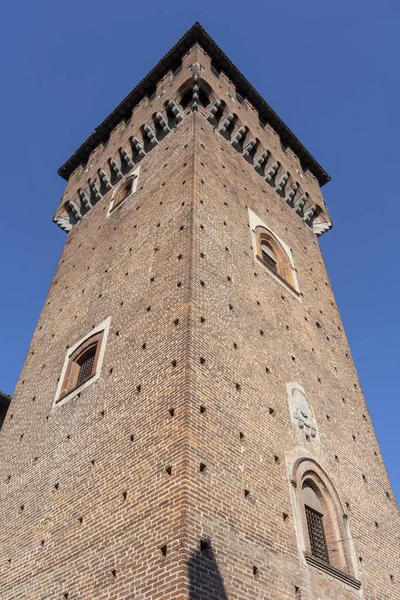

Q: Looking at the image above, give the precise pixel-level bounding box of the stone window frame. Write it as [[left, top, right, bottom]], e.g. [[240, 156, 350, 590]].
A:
[[108, 166, 140, 215], [248, 208, 300, 300], [289, 457, 361, 590], [53, 317, 111, 407]]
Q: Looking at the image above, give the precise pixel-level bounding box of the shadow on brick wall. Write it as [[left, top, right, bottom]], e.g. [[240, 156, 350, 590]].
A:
[[187, 539, 228, 599]]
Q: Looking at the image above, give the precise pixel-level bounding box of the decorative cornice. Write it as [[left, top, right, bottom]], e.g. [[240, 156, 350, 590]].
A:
[[55, 87, 331, 236], [304, 553, 361, 590], [57, 23, 330, 187]]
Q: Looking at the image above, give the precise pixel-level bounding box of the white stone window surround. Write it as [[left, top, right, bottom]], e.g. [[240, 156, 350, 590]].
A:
[[248, 208, 301, 301], [287, 453, 361, 592], [53, 317, 111, 407], [107, 165, 140, 216]]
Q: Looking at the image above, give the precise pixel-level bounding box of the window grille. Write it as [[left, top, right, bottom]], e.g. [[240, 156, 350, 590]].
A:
[[305, 505, 330, 563], [76, 345, 97, 387], [115, 177, 134, 206], [261, 247, 277, 272]]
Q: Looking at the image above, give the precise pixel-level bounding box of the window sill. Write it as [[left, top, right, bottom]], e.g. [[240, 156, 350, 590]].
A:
[[109, 192, 133, 214], [256, 255, 300, 298], [56, 373, 97, 405], [304, 553, 361, 590]]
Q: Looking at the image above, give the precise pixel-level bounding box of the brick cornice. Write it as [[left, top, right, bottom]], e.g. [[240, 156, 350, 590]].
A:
[[57, 23, 330, 187]]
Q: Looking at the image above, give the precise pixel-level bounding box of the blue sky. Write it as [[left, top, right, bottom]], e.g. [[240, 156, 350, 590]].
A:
[[0, 1, 399, 501]]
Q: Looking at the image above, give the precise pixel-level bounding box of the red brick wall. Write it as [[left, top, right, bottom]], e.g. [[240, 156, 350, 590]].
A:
[[0, 44, 398, 600]]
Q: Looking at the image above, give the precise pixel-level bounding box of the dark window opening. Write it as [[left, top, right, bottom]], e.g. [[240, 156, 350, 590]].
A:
[[261, 243, 277, 273], [305, 505, 330, 563], [76, 344, 97, 387]]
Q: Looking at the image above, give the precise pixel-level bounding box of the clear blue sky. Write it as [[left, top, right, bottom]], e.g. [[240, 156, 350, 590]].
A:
[[0, 1, 399, 501]]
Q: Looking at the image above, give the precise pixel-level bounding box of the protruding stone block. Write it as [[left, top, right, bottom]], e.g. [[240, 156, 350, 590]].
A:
[[143, 125, 158, 146], [264, 162, 279, 183], [109, 158, 123, 182], [121, 148, 134, 169], [89, 178, 102, 201], [303, 205, 317, 225], [155, 112, 170, 133], [99, 169, 112, 191], [293, 193, 307, 215], [242, 139, 257, 158], [275, 173, 288, 195], [218, 113, 234, 134], [78, 189, 92, 211], [253, 151, 268, 172], [68, 200, 82, 220], [54, 216, 72, 232], [231, 126, 246, 148], [207, 99, 222, 123], [168, 100, 184, 123], [192, 82, 199, 111], [285, 183, 298, 204], [131, 137, 146, 158]]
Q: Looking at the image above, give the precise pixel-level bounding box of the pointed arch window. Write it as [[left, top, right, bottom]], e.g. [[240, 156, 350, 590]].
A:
[[291, 458, 361, 590], [303, 483, 330, 563], [109, 168, 140, 214], [260, 241, 277, 273], [254, 225, 298, 294]]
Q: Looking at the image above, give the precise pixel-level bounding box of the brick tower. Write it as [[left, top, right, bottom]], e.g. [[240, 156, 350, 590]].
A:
[[0, 23, 398, 600]]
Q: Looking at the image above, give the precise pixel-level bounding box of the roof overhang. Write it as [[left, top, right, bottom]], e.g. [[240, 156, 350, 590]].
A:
[[57, 23, 330, 186]]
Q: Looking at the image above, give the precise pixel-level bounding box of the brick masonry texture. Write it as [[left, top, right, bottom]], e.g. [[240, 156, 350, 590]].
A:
[[0, 37, 399, 600]]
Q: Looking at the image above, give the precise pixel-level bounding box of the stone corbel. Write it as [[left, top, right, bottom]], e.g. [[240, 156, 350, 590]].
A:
[[155, 112, 170, 133], [131, 137, 146, 158], [218, 113, 234, 134], [78, 189, 92, 211], [303, 205, 317, 226], [231, 126, 246, 149], [67, 200, 81, 220], [264, 162, 279, 183], [206, 99, 221, 123], [253, 151, 268, 172], [275, 173, 288, 195], [54, 216, 72, 232], [89, 178, 102, 202], [242, 139, 257, 158], [99, 169, 112, 191], [109, 158, 123, 182], [192, 78, 200, 111], [313, 221, 332, 236], [168, 100, 184, 123], [120, 148, 134, 169], [293, 194, 307, 215], [143, 125, 158, 146], [285, 183, 298, 205]]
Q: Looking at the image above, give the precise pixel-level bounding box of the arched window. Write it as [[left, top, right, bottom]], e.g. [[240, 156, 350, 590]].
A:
[[58, 333, 102, 401], [54, 318, 111, 406], [260, 241, 277, 273], [109, 169, 139, 213], [291, 458, 361, 589], [302, 482, 330, 563], [255, 226, 297, 293]]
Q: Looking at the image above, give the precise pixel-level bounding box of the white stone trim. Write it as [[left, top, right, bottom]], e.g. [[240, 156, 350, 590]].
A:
[[107, 166, 140, 216], [248, 208, 301, 300], [286, 381, 318, 440], [53, 317, 111, 407]]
